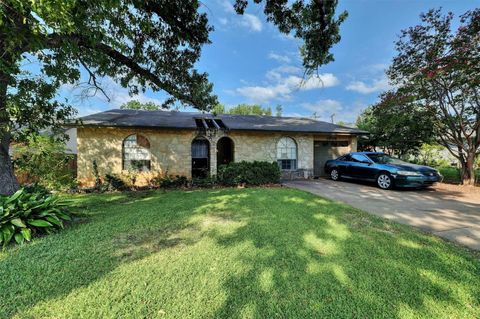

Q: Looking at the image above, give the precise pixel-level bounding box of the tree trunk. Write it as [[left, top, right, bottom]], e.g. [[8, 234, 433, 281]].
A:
[[0, 70, 19, 196], [460, 152, 476, 186], [0, 133, 19, 196]]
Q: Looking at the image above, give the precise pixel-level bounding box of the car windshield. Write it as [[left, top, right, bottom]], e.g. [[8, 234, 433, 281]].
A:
[[366, 154, 408, 165]]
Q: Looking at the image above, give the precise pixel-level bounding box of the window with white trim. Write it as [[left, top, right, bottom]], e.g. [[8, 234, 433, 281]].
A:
[[122, 134, 151, 171], [277, 137, 297, 170]]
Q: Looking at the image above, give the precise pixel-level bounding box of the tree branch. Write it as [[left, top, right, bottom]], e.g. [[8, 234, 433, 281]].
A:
[[44, 33, 198, 107]]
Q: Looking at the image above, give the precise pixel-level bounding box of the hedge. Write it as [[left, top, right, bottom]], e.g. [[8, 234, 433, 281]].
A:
[[217, 161, 281, 186]]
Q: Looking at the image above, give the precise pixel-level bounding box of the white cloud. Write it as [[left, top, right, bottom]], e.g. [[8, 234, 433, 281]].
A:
[[295, 74, 340, 90], [266, 65, 302, 81], [236, 85, 290, 103], [218, 0, 235, 13], [109, 89, 164, 107], [268, 52, 291, 63], [346, 76, 391, 94], [301, 99, 367, 123], [61, 78, 165, 116], [77, 107, 103, 117], [235, 67, 339, 103], [302, 99, 343, 114], [240, 13, 262, 32], [218, 17, 228, 25]]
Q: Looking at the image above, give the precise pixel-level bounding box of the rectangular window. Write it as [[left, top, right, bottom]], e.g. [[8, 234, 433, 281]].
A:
[[277, 159, 297, 170], [123, 159, 151, 171]]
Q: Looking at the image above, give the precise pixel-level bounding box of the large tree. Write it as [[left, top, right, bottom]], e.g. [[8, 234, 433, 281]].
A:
[[356, 90, 435, 157], [0, 0, 346, 195], [388, 9, 480, 185]]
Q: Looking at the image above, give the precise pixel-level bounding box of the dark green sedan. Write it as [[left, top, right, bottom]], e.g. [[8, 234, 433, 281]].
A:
[[324, 152, 443, 190]]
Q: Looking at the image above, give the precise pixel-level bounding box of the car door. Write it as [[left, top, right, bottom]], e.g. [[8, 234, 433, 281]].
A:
[[336, 155, 353, 177], [348, 154, 375, 180]]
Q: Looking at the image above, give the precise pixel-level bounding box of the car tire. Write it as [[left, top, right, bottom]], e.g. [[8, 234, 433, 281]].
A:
[[330, 169, 340, 181], [377, 173, 393, 190]]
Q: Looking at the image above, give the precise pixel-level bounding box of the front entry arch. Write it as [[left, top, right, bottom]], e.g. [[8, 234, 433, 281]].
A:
[[217, 137, 234, 170]]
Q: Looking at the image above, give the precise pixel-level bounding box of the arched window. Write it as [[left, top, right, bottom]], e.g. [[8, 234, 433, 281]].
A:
[[122, 134, 151, 171], [277, 137, 297, 170]]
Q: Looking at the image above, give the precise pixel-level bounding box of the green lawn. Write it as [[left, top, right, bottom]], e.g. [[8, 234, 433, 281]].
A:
[[1, 188, 479, 318]]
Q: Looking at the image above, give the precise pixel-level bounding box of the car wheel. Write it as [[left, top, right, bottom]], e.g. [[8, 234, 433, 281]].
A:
[[377, 173, 393, 190], [330, 169, 340, 181]]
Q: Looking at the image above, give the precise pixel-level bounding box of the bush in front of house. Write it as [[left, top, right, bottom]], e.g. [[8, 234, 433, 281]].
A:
[[104, 174, 128, 191], [217, 161, 281, 186], [0, 185, 72, 247], [13, 135, 76, 191], [191, 175, 217, 188], [158, 175, 189, 189]]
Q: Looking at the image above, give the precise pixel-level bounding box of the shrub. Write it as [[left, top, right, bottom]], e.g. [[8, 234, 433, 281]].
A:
[[191, 175, 217, 188], [0, 187, 71, 247], [154, 175, 189, 189], [438, 167, 480, 184], [12, 135, 76, 191], [104, 174, 128, 191], [217, 161, 281, 186]]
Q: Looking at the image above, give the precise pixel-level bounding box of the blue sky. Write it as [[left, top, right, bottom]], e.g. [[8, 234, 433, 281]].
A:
[[62, 0, 476, 123]]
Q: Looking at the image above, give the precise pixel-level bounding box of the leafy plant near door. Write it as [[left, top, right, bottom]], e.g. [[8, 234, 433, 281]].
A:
[[0, 185, 71, 247]]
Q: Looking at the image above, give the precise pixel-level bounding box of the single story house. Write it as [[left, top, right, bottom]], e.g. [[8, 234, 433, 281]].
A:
[[72, 109, 366, 186]]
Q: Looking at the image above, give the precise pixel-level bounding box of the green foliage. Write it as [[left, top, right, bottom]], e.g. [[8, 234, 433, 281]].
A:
[[227, 104, 272, 116], [437, 167, 479, 185], [275, 104, 283, 117], [0, 186, 71, 247], [211, 103, 226, 115], [104, 174, 128, 191], [387, 9, 480, 184], [191, 175, 217, 188], [1, 188, 478, 318], [120, 100, 163, 111], [217, 161, 281, 186], [411, 144, 452, 168], [212, 103, 274, 116], [12, 134, 76, 191], [153, 175, 189, 189], [0, 0, 346, 195], [356, 91, 434, 156]]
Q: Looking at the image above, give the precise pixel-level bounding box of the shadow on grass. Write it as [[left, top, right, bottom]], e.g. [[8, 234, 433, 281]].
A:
[[197, 189, 480, 318], [0, 190, 198, 318], [0, 188, 478, 318]]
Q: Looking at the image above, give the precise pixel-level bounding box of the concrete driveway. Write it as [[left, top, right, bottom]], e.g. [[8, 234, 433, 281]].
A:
[[285, 179, 480, 251]]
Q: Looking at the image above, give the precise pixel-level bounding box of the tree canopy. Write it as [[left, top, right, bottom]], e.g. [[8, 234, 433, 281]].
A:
[[212, 103, 273, 116], [0, 0, 347, 195], [387, 8, 480, 185], [356, 91, 435, 156], [120, 100, 163, 111]]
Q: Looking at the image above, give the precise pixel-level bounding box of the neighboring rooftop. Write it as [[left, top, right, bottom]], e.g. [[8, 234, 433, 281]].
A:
[[72, 109, 367, 134]]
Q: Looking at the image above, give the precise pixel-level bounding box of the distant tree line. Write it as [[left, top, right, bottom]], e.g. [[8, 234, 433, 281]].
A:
[[211, 103, 283, 117]]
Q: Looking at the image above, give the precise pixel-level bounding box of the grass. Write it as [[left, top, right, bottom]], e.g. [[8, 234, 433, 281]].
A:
[[0, 188, 479, 318], [438, 167, 479, 185]]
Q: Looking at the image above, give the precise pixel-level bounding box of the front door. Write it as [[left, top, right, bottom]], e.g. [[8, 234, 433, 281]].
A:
[[192, 138, 210, 178], [216, 137, 234, 170]]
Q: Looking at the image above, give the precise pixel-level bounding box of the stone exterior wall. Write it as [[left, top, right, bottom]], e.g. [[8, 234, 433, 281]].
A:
[[77, 127, 196, 186], [77, 127, 358, 186]]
